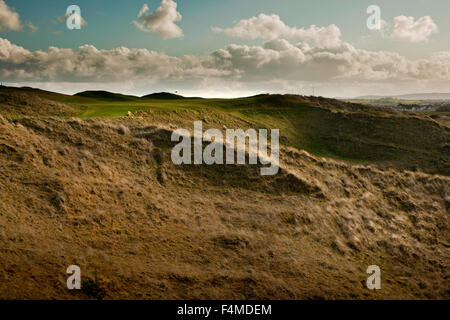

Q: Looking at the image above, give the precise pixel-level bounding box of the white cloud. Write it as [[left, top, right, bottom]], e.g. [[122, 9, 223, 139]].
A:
[[0, 0, 22, 32], [432, 51, 450, 61], [391, 15, 438, 43], [133, 0, 183, 39], [211, 40, 450, 83], [0, 37, 225, 82], [0, 36, 449, 97], [213, 14, 342, 48]]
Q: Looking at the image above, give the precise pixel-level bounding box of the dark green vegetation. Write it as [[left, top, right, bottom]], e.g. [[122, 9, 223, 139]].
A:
[[1, 86, 448, 175]]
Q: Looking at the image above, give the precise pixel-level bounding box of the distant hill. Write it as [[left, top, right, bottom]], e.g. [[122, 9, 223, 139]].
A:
[[141, 92, 185, 100], [1, 86, 76, 102], [353, 93, 450, 100], [74, 90, 139, 101]]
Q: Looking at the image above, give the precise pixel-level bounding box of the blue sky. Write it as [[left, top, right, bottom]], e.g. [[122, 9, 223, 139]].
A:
[[1, 0, 449, 97], [6, 0, 450, 57]]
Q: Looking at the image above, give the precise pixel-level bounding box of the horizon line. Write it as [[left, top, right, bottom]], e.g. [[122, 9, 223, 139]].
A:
[[1, 84, 450, 101]]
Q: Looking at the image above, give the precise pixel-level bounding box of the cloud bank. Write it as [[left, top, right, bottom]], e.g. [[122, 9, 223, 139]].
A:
[[133, 0, 183, 39], [213, 13, 341, 48], [1, 34, 449, 96], [391, 15, 438, 43]]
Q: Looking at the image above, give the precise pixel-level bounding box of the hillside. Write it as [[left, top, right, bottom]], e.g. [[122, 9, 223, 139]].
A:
[[74, 91, 140, 102], [0, 86, 448, 299], [142, 92, 186, 100], [1, 87, 449, 175], [0, 86, 78, 117]]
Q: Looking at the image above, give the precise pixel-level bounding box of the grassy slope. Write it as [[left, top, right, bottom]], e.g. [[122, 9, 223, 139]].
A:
[[1, 87, 449, 175], [0, 115, 448, 299], [84, 96, 450, 175], [0, 87, 449, 299]]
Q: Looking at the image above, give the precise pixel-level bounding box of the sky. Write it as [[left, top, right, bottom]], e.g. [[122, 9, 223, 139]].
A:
[[0, 0, 449, 98]]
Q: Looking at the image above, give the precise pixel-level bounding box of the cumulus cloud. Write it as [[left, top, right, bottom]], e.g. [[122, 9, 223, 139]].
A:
[[133, 0, 183, 39], [211, 40, 450, 83], [0, 0, 22, 32], [432, 51, 450, 61], [0, 37, 225, 83], [0, 36, 449, 96], [391, 15, 438, 42], [213, 14, 342, 48]]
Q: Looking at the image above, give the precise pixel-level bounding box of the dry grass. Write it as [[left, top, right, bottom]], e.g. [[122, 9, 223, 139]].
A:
[[0, 90, 77, 118], [0, 114, 448, 299]]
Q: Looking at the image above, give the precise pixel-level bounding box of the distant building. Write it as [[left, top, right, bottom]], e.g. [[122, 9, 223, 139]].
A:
[[394, 103, 434, 112]]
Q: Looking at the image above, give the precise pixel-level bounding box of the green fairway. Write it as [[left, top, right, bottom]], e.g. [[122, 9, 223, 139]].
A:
[[76, 103, 164, 118], [75, 98, 244, 118]]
